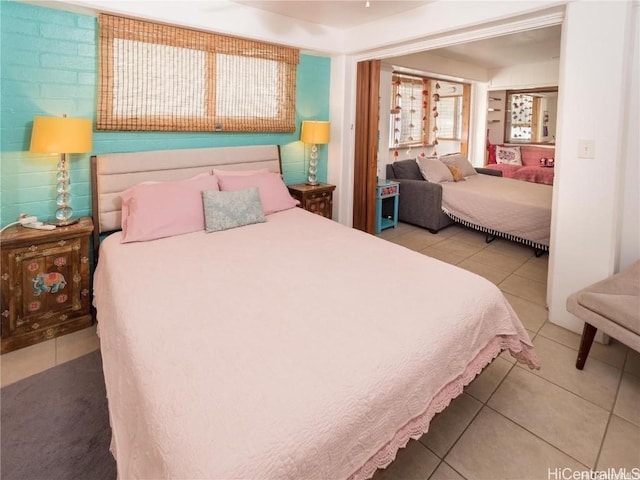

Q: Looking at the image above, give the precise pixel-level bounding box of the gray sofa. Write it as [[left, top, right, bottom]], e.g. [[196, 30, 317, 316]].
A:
[[385, 158, 502, 233]]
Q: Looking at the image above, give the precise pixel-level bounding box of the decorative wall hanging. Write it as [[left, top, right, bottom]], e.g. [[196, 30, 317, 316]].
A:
[[430, 81, 441, 156], [392, 78, 401, 158]]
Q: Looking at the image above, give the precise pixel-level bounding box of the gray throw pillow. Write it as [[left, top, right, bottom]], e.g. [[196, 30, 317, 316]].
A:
[[202, 187, 266, 232]]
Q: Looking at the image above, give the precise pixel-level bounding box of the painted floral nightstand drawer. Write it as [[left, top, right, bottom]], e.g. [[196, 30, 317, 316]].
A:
[[1, 217, 93, 353], [287, 183, 336, 219]]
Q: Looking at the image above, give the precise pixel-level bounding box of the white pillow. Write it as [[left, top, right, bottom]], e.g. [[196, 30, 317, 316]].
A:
[[416, 157, 453, 183], [439, 153, 477, 177], [495, 146, 522, 165]]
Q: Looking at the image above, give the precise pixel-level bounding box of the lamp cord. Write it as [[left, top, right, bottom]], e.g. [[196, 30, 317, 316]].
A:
[[0, 221, 20, 234]]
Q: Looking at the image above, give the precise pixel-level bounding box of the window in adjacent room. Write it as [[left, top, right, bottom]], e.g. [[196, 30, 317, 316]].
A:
[[436, 95, 463, 140], [98, 14, 299, 133], [390, 73, 466, 151]]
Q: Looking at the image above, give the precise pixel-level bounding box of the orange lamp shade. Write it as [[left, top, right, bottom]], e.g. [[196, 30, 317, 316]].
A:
[[30, 116, 93, 154], [300, 121, 330, 145]]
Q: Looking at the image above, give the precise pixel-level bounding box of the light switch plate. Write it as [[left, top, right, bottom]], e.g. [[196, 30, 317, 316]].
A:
[[578, 139, 595, 159]]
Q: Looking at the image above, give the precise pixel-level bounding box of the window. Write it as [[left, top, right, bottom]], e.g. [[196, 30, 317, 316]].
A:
[[436, 96, 463, 140], [390, 73, 465, 149], [98, 14, 299, 132]]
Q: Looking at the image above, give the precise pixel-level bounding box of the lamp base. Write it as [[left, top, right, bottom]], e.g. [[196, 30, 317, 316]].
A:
[[50, 218, 79, 227], [305, 181, 320, 186]]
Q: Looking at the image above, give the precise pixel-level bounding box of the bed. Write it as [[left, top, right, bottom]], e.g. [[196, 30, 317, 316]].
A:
[[91, 145, 539, 480], [440, 173, 552, 253], [397, 154, 553, 253]]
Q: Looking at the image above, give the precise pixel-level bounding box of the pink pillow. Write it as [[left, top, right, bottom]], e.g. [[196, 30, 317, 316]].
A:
[[217, 172, 299, 215], [212, 168, 270, 177], [120, 175, 220, 243]]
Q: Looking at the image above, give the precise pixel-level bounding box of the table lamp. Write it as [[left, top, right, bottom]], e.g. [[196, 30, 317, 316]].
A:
[[30, 115, 93, 226], [300, 120, 330, 186]]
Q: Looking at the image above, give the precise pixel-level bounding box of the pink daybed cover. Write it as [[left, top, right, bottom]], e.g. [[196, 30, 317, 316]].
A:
[[441, 174, 552, 247], [485, 163, 522, 178], [514, 166, 554, 185], [485, 164, 554, 185], [93, 207, 538, 480]]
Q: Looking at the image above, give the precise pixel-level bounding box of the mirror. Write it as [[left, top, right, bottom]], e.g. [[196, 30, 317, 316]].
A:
[[504, 87, 558, 144]]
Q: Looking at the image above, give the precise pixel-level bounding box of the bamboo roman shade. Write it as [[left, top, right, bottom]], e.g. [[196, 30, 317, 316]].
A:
[[97, 14, 299, 132]]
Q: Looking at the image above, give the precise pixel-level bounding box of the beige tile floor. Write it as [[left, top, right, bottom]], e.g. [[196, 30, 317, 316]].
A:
[[0, 323, 100, 387], [374, 222, 640, 480]]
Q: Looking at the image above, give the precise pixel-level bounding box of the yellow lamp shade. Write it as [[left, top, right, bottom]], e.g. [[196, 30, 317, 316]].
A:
[[300, 121, 330, 145], [30, 116, 93, 154]]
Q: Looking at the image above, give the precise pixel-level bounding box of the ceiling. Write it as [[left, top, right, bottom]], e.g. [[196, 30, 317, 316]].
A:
[[231, 1, 431, 29], [397, 25, 562, 70], [230, 0, 561, 70]]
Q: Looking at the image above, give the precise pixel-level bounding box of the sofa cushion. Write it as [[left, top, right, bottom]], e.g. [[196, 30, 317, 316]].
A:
[[392, 159, 423, 180], [577, 293, 639, 334], [575, 260, 640, 334]]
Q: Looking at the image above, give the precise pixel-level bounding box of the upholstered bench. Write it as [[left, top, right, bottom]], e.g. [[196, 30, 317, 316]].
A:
[[567, 260, 640, 370]]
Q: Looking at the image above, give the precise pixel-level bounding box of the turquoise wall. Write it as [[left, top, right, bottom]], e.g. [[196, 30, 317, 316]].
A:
[[0, 1, 331, 226]]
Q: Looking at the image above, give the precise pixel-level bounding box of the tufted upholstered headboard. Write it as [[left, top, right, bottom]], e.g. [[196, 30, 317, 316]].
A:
[[91, 145, 282, 256]]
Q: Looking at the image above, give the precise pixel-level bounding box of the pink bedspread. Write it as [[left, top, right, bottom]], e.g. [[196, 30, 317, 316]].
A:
[[94, 207, 538, 480]]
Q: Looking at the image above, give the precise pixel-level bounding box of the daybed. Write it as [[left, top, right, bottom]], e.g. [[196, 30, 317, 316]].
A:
[[91, 145, 539, 480], [386, 158, 502, 233], [387, 155, 552, 252], [486, 144, 556, 185]]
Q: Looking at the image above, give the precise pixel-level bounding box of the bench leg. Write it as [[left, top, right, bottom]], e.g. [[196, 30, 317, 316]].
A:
[[576, 322, 597, 370]]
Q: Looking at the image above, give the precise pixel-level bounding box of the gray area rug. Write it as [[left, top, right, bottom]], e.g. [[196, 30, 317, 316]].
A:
[[1, 350, 117, 480]]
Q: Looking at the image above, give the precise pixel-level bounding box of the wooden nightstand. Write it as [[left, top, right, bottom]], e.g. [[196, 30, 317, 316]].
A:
[[287, 183, 336, 219], [1, 217, 94, 354]]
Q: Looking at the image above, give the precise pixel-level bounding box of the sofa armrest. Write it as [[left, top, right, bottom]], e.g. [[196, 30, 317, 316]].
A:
[[394, 179, 453, 232], [476, 167, 503, 177], [397, 178, 443, 200]]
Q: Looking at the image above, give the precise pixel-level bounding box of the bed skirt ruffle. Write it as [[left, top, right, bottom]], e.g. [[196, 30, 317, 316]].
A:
[[348, 335, 540, 480]]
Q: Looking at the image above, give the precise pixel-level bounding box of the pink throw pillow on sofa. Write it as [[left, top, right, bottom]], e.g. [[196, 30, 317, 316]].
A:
[[120, 174, 220, 243], [217, 172, 299, 215]]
